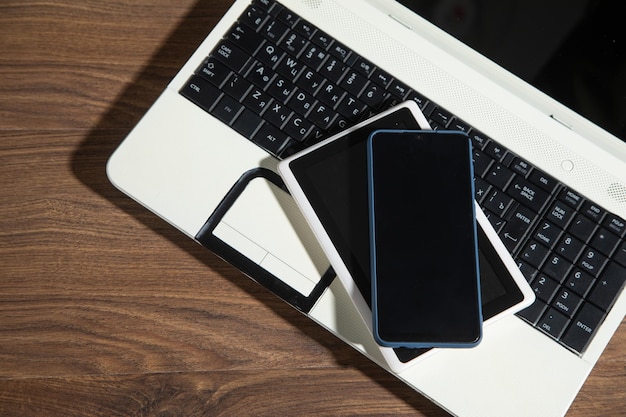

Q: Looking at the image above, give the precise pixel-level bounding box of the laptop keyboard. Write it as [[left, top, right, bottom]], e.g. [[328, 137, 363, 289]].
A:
[[180, 0, 626, 355]]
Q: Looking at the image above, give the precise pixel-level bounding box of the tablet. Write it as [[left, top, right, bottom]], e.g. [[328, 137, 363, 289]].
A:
[[278, 101, 535, 372]]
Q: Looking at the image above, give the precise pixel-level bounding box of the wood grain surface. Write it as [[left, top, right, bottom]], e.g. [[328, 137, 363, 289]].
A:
[[0, 1, 624, 416]]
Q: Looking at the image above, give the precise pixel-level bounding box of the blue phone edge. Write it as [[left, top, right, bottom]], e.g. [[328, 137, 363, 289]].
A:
[[366, 129, 483, 349]]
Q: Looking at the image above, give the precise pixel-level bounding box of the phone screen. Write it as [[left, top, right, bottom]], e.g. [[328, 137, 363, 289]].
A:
[[368, 130, 482, 347]]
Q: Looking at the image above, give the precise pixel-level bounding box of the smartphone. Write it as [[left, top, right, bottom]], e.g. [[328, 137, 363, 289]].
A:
[[367, 129, 482, 348]]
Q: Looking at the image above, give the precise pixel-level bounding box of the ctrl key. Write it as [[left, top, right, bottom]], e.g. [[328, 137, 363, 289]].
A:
[[561, 303, 605, 354], [179, 75, 221, 113]]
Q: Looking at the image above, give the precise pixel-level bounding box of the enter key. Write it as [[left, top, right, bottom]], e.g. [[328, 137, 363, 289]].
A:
[[500, 203, 538, 252]]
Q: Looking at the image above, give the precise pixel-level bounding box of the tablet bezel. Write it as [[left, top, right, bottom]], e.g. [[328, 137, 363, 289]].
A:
[[278, 101, 535, 372]]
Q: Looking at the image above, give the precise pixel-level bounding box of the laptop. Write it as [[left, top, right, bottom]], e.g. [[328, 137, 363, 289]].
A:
[[107, 0, 626, 416]]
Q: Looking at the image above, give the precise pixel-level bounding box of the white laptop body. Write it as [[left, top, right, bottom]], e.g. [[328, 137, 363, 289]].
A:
[[107, 1, 626, 416]]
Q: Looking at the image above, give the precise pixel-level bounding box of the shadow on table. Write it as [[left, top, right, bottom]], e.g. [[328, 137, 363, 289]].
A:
[[70, 2, 448, 416]]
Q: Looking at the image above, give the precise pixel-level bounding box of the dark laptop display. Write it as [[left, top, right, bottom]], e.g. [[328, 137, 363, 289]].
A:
[[397, 0, 626, 142]]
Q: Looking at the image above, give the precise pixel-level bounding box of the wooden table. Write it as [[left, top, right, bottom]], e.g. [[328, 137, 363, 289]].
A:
[[1, 1, 624, 415]]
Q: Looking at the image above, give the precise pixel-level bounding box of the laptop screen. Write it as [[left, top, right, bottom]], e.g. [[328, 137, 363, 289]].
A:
[[397, 0, 626, 143]]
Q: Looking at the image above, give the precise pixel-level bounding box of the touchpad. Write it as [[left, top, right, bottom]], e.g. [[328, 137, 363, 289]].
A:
[[211, 175, 330, 297]]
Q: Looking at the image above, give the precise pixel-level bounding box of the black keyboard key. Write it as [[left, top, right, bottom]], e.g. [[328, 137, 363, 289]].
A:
[[320, 56, 347, 84], [336, 95, 367, 121], [537, 308, 570, 339], [265, 74, 294, 101], [277, 7, 299, 27], [468, 129, 489, 150], [307, 104, 334, 129], [554, 234, 584, 263], [564, 268, 596, 297], [568, 214, 597, 243], [243, 87, 273, 114], [360, 83, 387, 110], [252, 123, 291, 156], [552, 288, 583, 318], [279, 30, 309, 55], [211, 94, 244, 124], [543, 253, 572, 282], [531, 274, 560, 303], [179, 75, 221, 113], [501, 204, 536, 252], [506, 177, 551, 212], [340, 70, 369, 96], [232, 108, 263, 138], [591, 227, 621, 256], [534, 220, 562, 249], [520, 240, 550, 269], [580, 201, 606, 223], [317, 82, 345, 108], [261, 18, 289, 43], [310, 29, 333, 49], [300, 44, 328, 70], [275, 55, 304, 80], [561, 303, 605, 353], [602, 214, 626, 237], [223, 73, 252, 100], [240, 5, 269, 31], [255, 41, 284, 67], [328, 40, 352, 61], [588, 262, 626, 311], [484, 141, 507, 161], [388, 79, 410, 99], [353, 56, 376, 77], [560, 188, 585, 209], [528, 168, 559, 194], [298, 69, 324, 94], [371, 68, 393, 88], [485, 164, 515, 190], [264, 102, 292, 127], [547, 201, 575, 229], [227, 24, 263, 55], [510, 157, 531, 177], [284, 115, 314, 141], [214, 40, 250, 73], [483, 189, 513, 218], [197, 57, 232, 86], [293, 19, 316, 39], [288, 89, 316, 115], [578, 248, 608, 277]]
